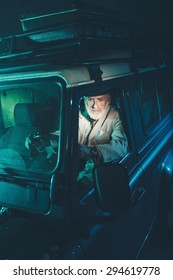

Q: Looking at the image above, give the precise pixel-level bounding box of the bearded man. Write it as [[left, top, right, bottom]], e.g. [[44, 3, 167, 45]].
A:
[[77, 93, 128, 182], [78, 93, 128, 163]]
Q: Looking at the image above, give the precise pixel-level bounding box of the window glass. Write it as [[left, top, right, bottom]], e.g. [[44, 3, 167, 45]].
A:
[[139, 76, 159, 133], [0, 83, 61, 175], [157, 72, 170, 117], [77, 91, 129, 195]]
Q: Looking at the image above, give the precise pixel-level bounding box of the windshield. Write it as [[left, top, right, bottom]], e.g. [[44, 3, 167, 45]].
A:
[[0, 82, 61, 175]]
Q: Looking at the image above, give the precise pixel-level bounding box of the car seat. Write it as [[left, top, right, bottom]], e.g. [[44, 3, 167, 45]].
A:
[[0, 103, 41, 168]]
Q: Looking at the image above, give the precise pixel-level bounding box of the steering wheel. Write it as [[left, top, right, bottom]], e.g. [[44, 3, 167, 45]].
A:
[[26, 132, 51, 156]]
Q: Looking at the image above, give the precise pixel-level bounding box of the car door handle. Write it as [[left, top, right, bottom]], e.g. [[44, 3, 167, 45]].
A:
[[131, 187, 146, 204]]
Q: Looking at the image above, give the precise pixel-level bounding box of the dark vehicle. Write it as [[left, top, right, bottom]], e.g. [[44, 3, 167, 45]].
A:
[[0, 2, 172, 259]]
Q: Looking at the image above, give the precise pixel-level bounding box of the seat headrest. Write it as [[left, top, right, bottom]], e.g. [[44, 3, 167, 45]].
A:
[[14, 103, 40, 127]]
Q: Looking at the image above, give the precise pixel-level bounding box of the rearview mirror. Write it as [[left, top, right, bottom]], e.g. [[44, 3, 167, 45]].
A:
[[93, 163, 131, 215]]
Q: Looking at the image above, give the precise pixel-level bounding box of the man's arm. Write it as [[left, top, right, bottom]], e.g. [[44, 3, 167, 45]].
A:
[[95, 118, 128, 163], [78, 109, 129, 164]]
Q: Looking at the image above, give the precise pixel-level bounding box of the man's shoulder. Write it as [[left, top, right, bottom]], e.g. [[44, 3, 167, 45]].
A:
[[79, 111, 89, 123], [108, 107, 119, 119]]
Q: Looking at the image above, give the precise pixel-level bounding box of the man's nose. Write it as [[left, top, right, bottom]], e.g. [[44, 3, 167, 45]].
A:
[[91, 99, 96, 109]]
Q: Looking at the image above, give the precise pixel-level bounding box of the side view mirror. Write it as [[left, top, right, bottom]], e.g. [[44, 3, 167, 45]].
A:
[[93, 163, 131, 215]]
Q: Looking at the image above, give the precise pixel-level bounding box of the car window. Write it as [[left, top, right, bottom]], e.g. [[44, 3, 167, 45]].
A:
[[0, 83, 61, 175], [139, 75, 159, 133], [77, 91, 129, 196], [157, 71, 171, 117], [138, 71, 171, 134]]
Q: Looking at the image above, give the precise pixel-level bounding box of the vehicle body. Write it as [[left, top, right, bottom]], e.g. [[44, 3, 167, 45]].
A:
[[0, 2, 173, 259]]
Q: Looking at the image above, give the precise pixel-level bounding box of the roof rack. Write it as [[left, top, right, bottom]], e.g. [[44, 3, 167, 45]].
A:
[[0, 1, 162, 67]]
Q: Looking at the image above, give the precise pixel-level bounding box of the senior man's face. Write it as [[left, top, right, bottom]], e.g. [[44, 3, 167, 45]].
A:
[[84, 94, 111, 120]]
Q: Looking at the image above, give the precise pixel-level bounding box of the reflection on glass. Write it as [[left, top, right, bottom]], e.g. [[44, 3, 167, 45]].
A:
[[0, 83, 61, 174]]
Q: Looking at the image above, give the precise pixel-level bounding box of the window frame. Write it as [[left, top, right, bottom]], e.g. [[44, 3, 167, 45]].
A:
[[73, 78, 137, 201], [0, 77, 66, 182]]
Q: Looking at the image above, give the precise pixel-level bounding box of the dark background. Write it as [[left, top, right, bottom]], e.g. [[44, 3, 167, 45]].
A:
[[0, 0, 172, 58], [0, 0, 173, 260]]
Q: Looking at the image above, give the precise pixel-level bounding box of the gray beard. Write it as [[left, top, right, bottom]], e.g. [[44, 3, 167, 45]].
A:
[[86, 103, 111, 120]]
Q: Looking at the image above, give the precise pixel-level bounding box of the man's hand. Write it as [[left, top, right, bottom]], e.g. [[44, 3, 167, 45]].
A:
[[78, 144, 92, 160]]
